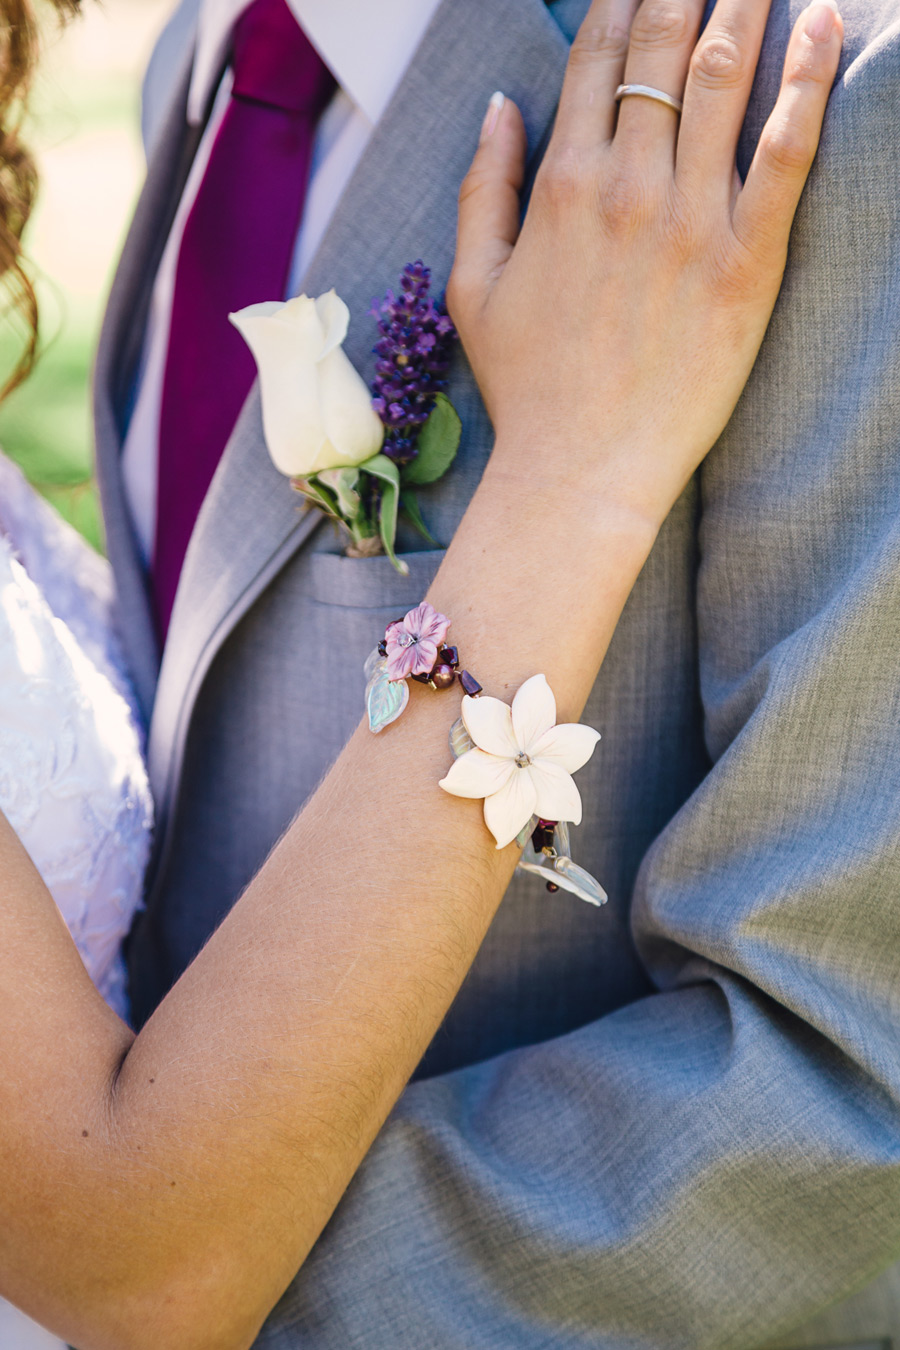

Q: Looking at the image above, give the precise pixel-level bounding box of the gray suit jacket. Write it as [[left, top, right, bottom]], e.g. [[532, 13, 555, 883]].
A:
[[94, 0, 900, 1344]]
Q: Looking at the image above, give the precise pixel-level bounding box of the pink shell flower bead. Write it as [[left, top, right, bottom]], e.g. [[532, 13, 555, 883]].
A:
[[384, 601, 450, 681]]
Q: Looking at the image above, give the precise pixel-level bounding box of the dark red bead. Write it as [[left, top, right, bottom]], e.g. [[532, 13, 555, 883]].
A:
[[410, 670, 432, 684], [430, 664, 456, 690], [459, 670, 482, 697], [532, 822, 555, 854], [546, 882, 560, 893], [439, 645, 459, 668]]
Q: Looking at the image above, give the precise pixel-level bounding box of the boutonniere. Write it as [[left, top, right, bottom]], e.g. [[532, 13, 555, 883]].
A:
[[230, 262, 461, 573]]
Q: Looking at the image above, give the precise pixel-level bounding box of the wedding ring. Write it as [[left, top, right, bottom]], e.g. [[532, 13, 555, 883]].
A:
[[614, 84, 683, 115]]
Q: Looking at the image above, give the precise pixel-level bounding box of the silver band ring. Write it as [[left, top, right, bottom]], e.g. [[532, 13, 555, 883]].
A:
[[614, 83, 683, 115]]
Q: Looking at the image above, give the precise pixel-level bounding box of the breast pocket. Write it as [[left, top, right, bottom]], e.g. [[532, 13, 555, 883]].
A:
[[303, 547, 447, 612], [298, 546, 449, 740]]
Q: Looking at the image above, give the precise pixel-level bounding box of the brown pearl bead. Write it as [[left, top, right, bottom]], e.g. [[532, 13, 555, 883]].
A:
[[546, 882, 559, 893], [430, 664, 456, 690]]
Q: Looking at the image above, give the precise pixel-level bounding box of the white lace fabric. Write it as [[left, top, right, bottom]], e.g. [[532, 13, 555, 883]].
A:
[[0, 454, 153, 1018]]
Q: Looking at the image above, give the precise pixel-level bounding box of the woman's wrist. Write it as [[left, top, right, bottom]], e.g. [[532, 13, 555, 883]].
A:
[[482, 434, 666, 556], [423, 441, 662, 724]]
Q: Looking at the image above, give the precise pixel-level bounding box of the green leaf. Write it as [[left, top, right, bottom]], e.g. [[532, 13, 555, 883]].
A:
[[293, 476, 341, 519], [403, 393, 462, 485], [317, 466, 362, 524], [378, 481, 407, 574], [360, 453, 400, 494], [362, 454, 409, 574], [400, 489, 437, 545]]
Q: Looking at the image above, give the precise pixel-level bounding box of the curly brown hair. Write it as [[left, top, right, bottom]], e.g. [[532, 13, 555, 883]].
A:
[[0, 0, 78, 400]]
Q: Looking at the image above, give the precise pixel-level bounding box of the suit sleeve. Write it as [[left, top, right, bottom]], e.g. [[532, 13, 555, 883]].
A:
[[257, 14, 900, 1350]]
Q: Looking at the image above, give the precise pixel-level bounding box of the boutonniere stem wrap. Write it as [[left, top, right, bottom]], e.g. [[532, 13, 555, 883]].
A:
[[231, 262, 461, 574], [364, 604, 607, 908]]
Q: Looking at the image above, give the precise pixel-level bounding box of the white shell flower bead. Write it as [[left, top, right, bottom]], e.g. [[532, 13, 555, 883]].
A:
[[439, 674, 600, 849]]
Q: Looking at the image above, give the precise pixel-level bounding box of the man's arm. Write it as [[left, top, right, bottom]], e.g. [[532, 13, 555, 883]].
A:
[[257, 11, 900, 1349]]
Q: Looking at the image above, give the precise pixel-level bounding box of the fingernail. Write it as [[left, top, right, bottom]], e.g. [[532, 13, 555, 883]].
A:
[[480, 91, 505, 142], [805, 0, 838, 40]]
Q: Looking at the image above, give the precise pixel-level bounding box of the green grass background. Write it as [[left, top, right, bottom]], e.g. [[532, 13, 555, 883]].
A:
[[0, 301, 103, 549], [0, 4, 166, 552]]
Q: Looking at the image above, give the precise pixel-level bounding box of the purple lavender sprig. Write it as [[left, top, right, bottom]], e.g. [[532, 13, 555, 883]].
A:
[[369, 261, 457, 468]]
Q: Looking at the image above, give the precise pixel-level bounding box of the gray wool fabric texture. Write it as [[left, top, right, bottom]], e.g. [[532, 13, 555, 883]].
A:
[[94, 0, 900, 1345]]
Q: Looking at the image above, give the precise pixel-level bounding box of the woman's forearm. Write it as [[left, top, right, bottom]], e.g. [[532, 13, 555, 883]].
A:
[[90, 465, 657, 1349], [0, 448, 656, 1350]]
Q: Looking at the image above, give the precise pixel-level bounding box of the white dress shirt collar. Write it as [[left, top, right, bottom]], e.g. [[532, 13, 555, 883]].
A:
[[188, 0, 444, 126]]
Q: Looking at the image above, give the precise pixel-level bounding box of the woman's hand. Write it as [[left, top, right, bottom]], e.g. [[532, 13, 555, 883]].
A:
[[448, 0, 842, 529]]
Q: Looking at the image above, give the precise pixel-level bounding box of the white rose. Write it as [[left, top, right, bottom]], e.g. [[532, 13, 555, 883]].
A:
[[229, 290, 384, 478]]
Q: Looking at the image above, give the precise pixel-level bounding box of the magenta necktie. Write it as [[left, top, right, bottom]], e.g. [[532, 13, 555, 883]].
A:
[[152, 0, 334, 637]]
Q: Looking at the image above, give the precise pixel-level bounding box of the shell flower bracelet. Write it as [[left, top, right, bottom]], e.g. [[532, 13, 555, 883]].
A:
[[365, 602, 607, 907]]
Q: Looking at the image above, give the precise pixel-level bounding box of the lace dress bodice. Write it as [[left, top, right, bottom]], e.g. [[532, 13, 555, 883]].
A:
[[0, 454, 153, 1018]]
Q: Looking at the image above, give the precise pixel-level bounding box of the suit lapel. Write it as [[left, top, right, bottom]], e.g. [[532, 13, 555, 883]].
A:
[[93, 43, 203, 721], [147, 0, 570, 825]]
